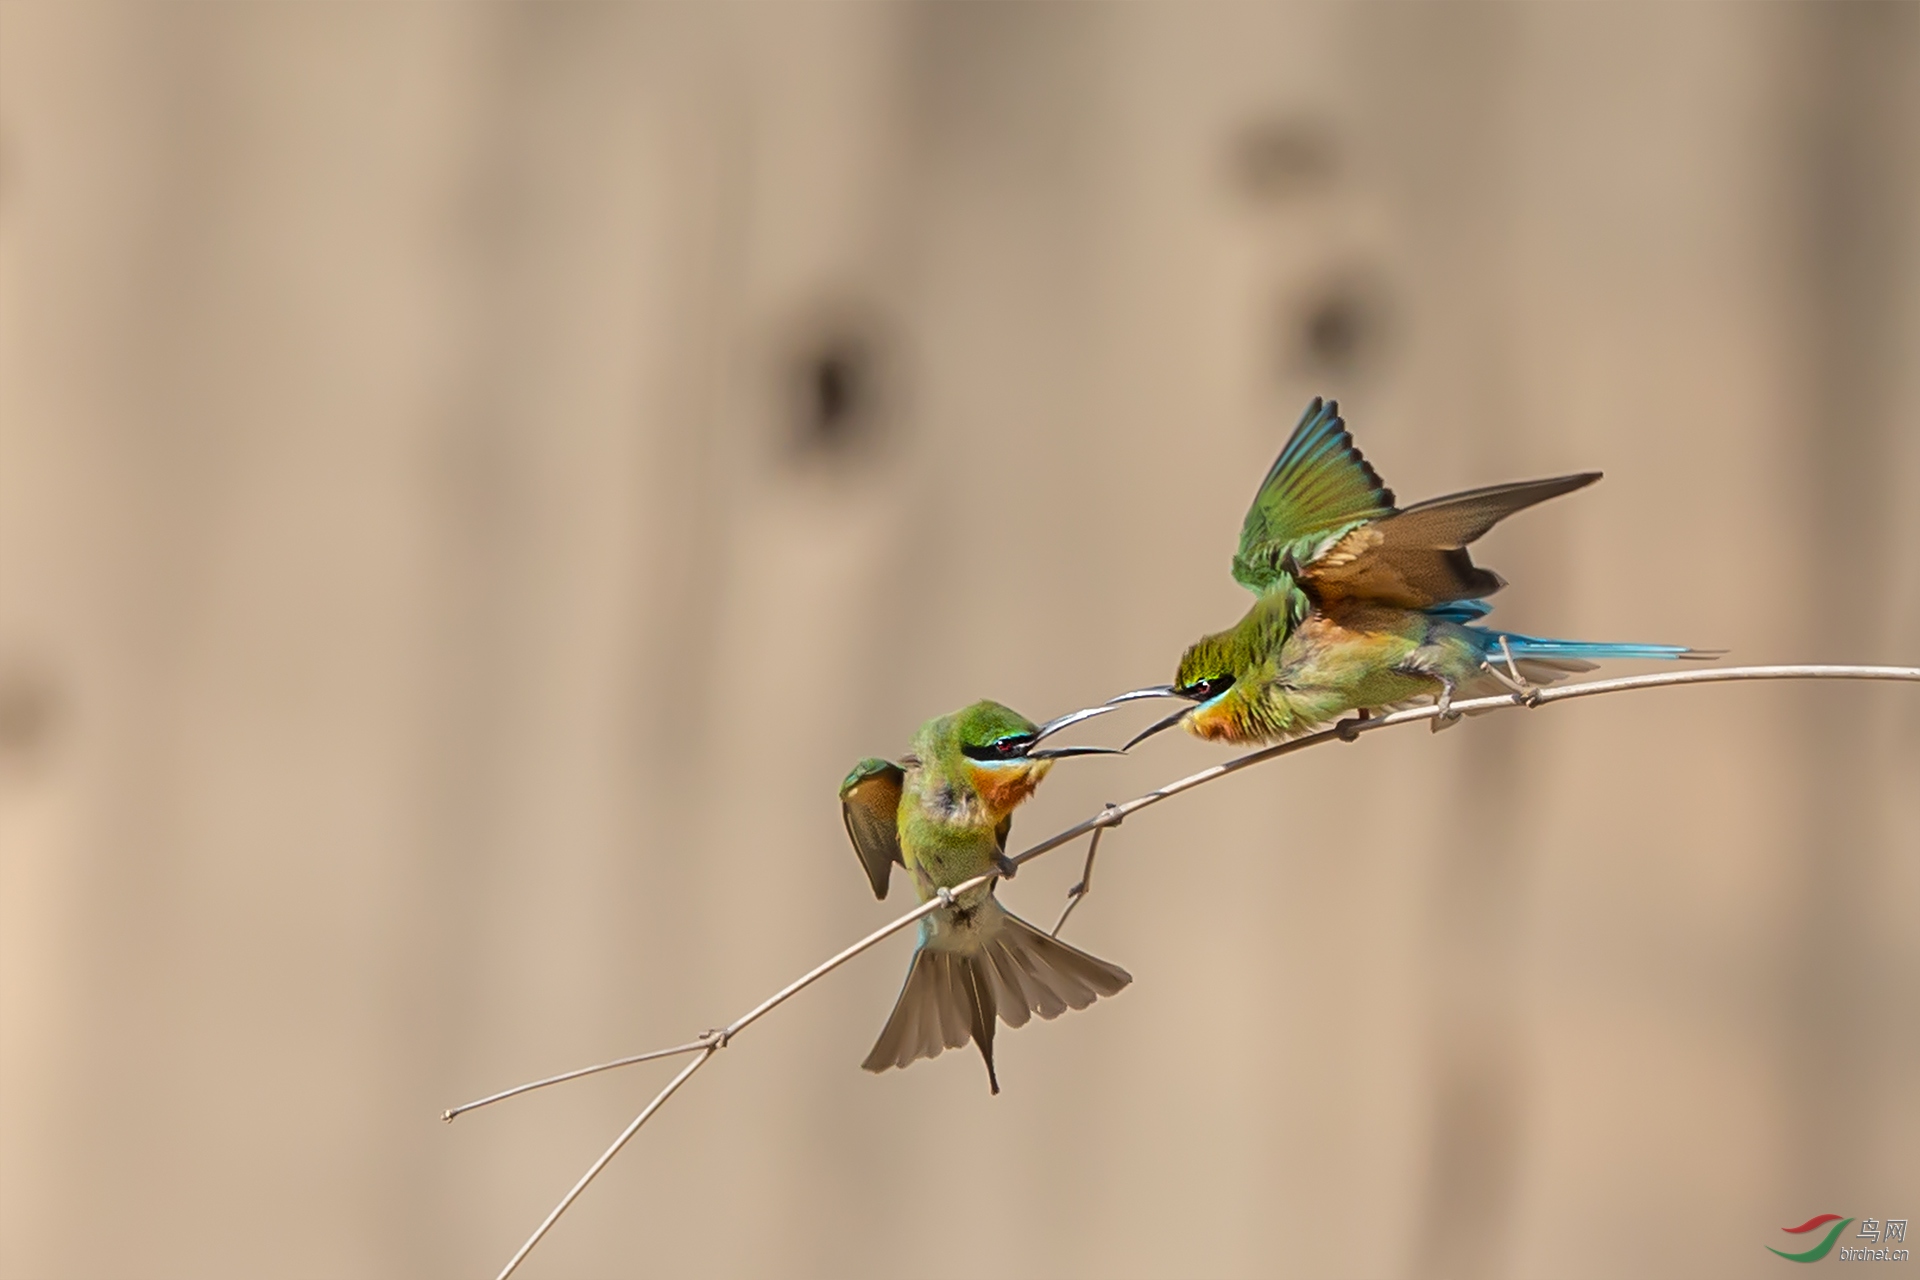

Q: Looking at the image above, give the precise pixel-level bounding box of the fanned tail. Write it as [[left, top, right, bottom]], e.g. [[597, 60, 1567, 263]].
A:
[[862, 901, 1131, 1094], [978, 910, 1133, 1032]]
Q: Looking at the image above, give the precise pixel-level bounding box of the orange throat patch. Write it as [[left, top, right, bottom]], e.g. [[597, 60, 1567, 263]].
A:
[[1186, 698, 1250, 744], [965, 760, 1050, 818]]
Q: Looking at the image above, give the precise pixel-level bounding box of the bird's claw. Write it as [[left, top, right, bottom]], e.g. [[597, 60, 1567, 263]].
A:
[[1431, 682, 1461, 732], [993, 852, 1018, 880], [1336, 710, 1370, 742], [1484, 636, 1543, 706], [935, 887, 956, 910]]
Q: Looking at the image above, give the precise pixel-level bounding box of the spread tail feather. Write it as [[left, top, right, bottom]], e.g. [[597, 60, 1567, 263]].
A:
[[861, 904, 1131, 1094]]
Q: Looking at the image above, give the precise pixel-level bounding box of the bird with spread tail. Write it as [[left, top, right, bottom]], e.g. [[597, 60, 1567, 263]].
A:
[[840, 700, 1131, 1094], [1117, 397, 1715, 748]]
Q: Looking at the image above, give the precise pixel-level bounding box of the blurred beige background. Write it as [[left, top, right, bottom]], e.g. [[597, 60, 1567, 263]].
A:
[[2, 3, 1918, 1278]]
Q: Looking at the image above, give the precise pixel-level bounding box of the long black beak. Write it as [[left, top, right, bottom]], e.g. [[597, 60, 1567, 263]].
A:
[[1121, 704, 1193, 751], [1026, 744, 1126, 759], [1105, 684, 1180, 705], [1029, 703, 1123, 743], [1017, 703, 1129, 760]]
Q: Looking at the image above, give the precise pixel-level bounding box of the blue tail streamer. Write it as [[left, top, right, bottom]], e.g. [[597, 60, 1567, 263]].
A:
[[1469, 626, 1697, 662]]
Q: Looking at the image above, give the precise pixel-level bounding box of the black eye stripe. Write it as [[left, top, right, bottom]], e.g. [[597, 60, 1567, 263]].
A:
[[961, 733, 1036, 761], [1180, 675, 1236, 700]]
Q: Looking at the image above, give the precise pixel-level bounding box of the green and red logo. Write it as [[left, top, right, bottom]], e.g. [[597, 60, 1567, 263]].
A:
[[1770, 1215, 1853, 1263], [1771, 1213, 1909, 1263]]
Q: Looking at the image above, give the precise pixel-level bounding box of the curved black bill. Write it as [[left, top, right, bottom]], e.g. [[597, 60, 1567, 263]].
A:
[[1121, 705, 1192, 751], [1026, 744, 1126, 760], [1029, 703, 1124, 745], [1105, 685, 1180, 705]]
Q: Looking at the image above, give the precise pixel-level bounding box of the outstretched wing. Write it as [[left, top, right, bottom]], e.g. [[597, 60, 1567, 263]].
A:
[[839, 758, 905, 900], [1231, 398, 1397, 595], [1302, 473, 1601, 607]]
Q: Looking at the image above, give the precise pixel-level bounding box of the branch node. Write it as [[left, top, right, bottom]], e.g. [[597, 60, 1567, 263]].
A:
[[700, 1027, 732, 1051]]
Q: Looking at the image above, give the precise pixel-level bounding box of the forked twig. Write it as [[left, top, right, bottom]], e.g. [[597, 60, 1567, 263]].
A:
[[452, 663, 1919, 1279], [1052, 803, 1121, 937], [487, 1047, 714, 1280], [442, 1036, 721, 1122]]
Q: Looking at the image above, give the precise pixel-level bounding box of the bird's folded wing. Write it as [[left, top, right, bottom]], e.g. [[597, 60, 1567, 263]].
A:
[[839, 758, 905, 900], [1302, 472, 1601, 608], [1231, 397, 1396, 595]]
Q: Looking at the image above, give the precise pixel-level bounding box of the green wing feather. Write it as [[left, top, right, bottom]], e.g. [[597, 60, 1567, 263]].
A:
[[1232, 398, 1396, 595], [1232, 399, 1600, 612], [840, 758, 905, 900]]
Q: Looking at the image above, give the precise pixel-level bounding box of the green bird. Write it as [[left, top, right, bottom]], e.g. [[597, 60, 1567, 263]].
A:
[[1118, 397, 1712, 747], [840, 701, 1132, 1094]]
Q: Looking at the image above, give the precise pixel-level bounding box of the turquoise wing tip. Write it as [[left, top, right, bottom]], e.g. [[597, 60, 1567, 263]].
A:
[[841, 756, 899, 796]]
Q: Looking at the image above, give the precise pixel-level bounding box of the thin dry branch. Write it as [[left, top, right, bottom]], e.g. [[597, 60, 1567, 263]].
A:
[[453, 662, 1919, 1280]]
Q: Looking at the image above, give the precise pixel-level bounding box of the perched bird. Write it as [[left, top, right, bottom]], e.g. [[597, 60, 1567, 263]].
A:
[[1118, 397, 1713, 747], [840, 700, 1131, 1094]]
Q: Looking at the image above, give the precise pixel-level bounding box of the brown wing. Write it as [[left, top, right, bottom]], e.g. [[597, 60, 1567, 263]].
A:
[[1302, 473, 1599, 607], [839, 759, 905, 900]]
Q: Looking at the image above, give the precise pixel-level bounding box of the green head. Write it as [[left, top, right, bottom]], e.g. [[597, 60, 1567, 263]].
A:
[[1179, 589, 1295, 706], [950, 700, 1043, 758], [1171, 626, 1263, 741], [916, 698, 1126, 765], [914, 700, 1050, 821], [910, 699, 1123, 819], [917, 699, 1048, 767], [1174, 629, 1241, 704], [1121, 595, 1293, 748]]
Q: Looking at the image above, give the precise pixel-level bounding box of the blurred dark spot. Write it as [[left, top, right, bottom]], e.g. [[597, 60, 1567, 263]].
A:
[[795, 332, 876, 455], [1232, 117, 1339, 202], [812, 351, 857, 436], [1303, 293, 1363, 371], [1285, 274, 1389, 381], [0, 665, 60, 768]]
